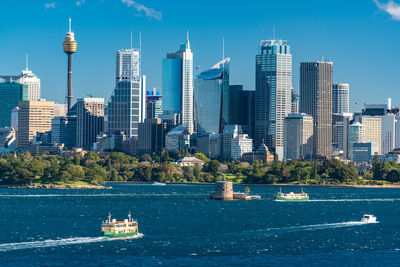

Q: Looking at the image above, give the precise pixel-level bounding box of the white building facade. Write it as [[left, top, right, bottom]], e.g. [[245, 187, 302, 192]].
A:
[[332, 83, 349, 114]]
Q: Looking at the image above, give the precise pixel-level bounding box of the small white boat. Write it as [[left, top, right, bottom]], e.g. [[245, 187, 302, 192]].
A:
[[361, 214, 377, 223], [152, 181, 166, 186]]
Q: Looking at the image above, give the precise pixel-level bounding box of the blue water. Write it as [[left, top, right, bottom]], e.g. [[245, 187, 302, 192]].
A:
[[0, 184, 400, 266]]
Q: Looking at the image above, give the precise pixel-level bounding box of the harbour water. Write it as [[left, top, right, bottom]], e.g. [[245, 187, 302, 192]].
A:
[[0, 184, 399, 266]]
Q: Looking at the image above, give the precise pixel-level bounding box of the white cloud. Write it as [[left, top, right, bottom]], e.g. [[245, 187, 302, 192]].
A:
[[374, 0, 400, 20], [44, 2, 57, 9], [75, 0, 86, 6], [121, 0, 162, 20]]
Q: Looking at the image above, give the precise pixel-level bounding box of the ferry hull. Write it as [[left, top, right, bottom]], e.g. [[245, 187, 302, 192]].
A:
[[101, 231, 139, 238], [273, 195, 309, 201]]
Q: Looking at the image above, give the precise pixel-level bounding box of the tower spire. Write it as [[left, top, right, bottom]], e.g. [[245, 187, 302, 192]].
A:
[[26, 53, 29, 71], [69, 18, 72, 33], [130, 31, 133, 49], [186, 30, 190, 49]]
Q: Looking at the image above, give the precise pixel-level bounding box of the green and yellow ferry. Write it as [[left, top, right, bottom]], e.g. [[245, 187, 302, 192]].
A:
[[101, 212, 139, 238], [273, 187, 309, 201]]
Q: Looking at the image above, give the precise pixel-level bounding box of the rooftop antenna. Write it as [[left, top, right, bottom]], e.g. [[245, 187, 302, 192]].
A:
[[139, 32, 142, 75], [130, 31, 133, 49], [273, 26, 276, 40], [26, 53, 29, 71], [68, 17, 72, 33], [222, 37, 225, 62], [186, 30, 190, 49]]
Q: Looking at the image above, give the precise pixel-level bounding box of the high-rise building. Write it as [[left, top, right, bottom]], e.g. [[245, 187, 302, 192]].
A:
[[222, 125, 241, 160], [255, 40, 292, 160], [195, 58, 230, 135], [51, 116, 77, 149], [300, 61, 333, 158], [284, 113, 313, 160], [17, 100, 54, 149], [359, 115, 382, 155], [137, 118, 165, 155], [146, 89, 163, 119], [162, 34, 194, 133], [332, 113, 353, 158], [381, 113, 396, 155], [229, 86, 255, 138], [108, 48, 146, 138], [231, 134, 253, 160], [63, 18, 77, 111], [17, 69, 41, 101], [0, 78, 28, 128], [348, 122, 364, 160], [332, 83, 349, 114], [76, 97, 104, 150]]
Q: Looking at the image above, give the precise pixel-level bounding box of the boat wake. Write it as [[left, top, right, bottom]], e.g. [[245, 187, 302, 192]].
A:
[[308, 198, 400, 202], [0, 234, 143, 252], [249, 221, 378, 236]]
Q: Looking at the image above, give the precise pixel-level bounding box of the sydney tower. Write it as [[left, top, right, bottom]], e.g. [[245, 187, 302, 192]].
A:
[[63, 18, 77, 111]]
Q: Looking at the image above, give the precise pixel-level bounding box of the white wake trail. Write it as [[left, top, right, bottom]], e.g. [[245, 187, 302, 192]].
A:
[[0, 234, 143, 252], [308, 198, 400, 202]]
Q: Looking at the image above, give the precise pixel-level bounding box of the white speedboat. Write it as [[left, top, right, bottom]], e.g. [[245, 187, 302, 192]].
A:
[[361, 214, 377, 223], [152, 181, 166, 186]]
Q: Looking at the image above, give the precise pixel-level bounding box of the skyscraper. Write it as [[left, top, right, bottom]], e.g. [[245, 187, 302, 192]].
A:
[[17, 59, 41, 101], [332, 83, 349, 114], [381, 113, 396, 155], [194, 58, 230, 135], [137, 118, 165, 155], [0, 78, 28, 128], [284, 113, 313, 160], [76, 97, 104, 150], [17, 100, 54, 149], [300, 61, 333, 158], [63, 18, 77, 111], [108, 48, 146, 138], [162, 34, 194, 133], [255, 40, 292, 160]]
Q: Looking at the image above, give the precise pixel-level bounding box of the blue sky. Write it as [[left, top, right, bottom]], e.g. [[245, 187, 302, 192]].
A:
[[1, 0, 400, 112]]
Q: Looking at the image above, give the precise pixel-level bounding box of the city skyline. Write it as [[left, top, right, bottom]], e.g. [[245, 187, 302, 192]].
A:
[[1, 0, 400, 112]]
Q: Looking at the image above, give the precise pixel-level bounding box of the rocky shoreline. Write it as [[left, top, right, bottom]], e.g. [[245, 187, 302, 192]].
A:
[[9, 184, 111, 189]]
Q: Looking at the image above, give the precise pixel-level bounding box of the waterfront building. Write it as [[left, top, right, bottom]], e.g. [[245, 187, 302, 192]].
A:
[[352, 142, 377, 163], [283, 113, 313, 160], [195, 58, 230, 135], [255, 40, 292, 160], [241, 142, 275, 164], [162, 35, 194, 133], [51, 116, 77, 149], [0, 78, 28, 128], [348, 122, 364, 160], [108, 48, 146, 138], [17, 100, 54, 149], [381, 113, 396, 155], [332, 83, 349, 114], [300, 61, 333, 159], [175, 156, 204, 167], [76, 97, 104, 150], [137, 118, 165, 155], [231, 134, 253, 160]]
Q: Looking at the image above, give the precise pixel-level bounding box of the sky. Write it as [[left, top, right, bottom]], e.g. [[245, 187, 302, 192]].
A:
[[1, 0, 400, 112]]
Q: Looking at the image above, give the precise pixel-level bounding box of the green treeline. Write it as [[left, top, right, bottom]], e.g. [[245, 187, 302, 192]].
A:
[[0, 152, 398, 185]]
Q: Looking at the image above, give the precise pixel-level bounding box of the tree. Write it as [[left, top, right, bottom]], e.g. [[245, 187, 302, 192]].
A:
[[206, 160, 221, 177]]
